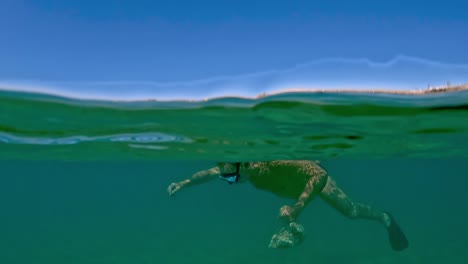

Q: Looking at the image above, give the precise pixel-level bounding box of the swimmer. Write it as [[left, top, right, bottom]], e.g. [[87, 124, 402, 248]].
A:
[[167, 160, 408, 251]]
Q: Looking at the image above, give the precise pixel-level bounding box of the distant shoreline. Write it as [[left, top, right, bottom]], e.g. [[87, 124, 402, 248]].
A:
[[1, 84, 467, 102], [257, 84, 468, 98]]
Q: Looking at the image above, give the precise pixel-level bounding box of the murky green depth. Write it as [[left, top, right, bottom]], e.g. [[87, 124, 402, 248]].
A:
[[1, 159, 467, 264]]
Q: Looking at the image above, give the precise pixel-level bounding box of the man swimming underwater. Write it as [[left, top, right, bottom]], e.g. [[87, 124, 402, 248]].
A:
[[167, 160, 409, 251]]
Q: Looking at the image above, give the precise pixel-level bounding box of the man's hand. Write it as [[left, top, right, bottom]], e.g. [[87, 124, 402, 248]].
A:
[[167, 182, 184, 196], [279, 205, 295, 222]]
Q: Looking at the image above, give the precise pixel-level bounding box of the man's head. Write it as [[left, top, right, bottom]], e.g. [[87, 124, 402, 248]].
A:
[[216, 162, 249, 183], [216, 162, 237, 174]]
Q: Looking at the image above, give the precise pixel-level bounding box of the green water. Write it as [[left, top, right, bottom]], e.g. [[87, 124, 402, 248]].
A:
[[1, 90, 468, 263], [1, 90, 467, 160]]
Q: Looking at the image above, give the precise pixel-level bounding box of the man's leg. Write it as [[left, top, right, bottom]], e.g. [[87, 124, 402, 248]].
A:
[[319, 176, 390, 226], [319, 176, 409, 251]]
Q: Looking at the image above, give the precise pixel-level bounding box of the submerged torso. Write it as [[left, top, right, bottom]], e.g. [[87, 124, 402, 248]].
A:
[[242, 160, 328, 199]]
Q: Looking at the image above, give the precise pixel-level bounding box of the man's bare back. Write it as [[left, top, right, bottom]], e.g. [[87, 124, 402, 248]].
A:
[[240, 160, 328, 199]]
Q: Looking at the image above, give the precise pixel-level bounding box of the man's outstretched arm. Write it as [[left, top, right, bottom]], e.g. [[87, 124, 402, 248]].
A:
[[167, 167, 220, 196]]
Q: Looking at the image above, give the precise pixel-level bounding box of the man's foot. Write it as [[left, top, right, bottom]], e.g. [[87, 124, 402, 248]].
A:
[[384, 212, 409, 251]]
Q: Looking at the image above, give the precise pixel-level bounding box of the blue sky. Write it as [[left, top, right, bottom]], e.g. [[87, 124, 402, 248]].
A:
[[1, 0, 467, 99]]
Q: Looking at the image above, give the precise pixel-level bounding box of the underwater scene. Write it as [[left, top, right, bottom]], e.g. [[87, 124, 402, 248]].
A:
[[1, 88, 467, 264]]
